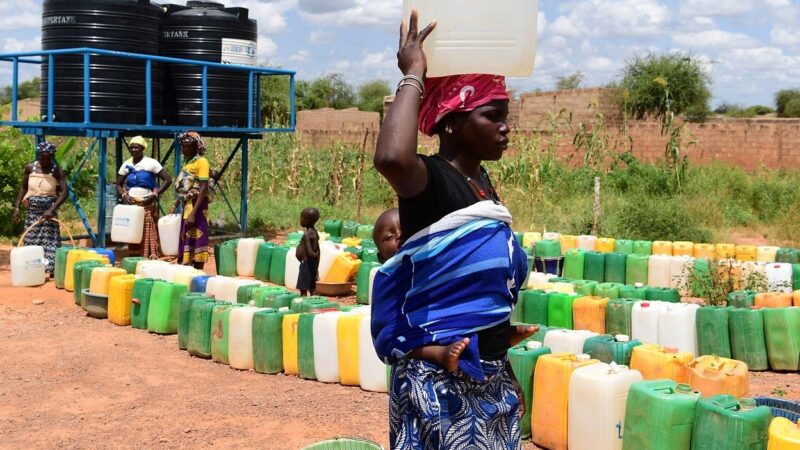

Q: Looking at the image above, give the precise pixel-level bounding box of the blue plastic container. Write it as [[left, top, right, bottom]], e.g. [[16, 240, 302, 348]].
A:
[[191, 275, 211, 293]]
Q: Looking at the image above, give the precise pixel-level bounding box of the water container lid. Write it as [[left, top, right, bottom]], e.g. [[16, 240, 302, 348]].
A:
[[664, 346, 678, 354], [576, 354, 590, 362], [641, 302, 650, 307], [675, 384, 693, 394], [739, 398, 757, 411], [634, 283, 644, 288], [525, 341, 542, 350], [278, 306, 289, 312], [615, 334, 630, 342]]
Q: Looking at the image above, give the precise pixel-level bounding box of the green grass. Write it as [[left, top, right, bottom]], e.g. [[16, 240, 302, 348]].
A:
[[2, 126, 800, 247]]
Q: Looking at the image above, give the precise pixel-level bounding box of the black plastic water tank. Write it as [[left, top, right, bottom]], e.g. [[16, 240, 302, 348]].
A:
[[161, 1, 258, 128], [40, 0, 164, 124]]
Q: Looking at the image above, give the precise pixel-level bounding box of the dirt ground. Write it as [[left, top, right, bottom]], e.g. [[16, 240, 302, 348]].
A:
[[0, 246, 798, 450]]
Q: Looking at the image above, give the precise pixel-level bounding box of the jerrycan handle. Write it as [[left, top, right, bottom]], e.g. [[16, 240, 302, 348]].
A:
[[712, 397, 742, 411]]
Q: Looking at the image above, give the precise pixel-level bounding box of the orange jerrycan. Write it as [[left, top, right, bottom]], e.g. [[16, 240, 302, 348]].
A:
[[687, 355, 749, 398], [282, 313, 301, 375], [532, 353, 599, 450], [736, 245, 757, 262], [572, 296, 608, 334], [694, 244, 715, 260], [715, 243, 736, 259], [595, 237, 615, 253], [108, 275, 136, 326], [755, 292, 793, 308], [630, 343, 692, 383], [673, 241, 694, 257], [559, 235, 577, 255], [652, 241, 673, 256]]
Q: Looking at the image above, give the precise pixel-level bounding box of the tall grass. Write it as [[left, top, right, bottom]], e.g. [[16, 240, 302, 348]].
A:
[[2, 109, 799, 246]]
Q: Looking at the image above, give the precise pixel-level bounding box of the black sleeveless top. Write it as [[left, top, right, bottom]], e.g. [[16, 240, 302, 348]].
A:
[[398, 155, 510, 361]]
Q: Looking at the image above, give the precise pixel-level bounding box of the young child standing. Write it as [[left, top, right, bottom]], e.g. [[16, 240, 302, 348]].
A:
[[296, 207, 320, 296], [373, 208, 538, 372]]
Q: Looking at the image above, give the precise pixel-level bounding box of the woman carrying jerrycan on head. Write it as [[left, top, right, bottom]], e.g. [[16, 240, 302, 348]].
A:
[[371, 8, 536, 450]]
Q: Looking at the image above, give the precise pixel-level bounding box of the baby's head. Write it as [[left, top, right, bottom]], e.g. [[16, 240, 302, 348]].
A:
[[373, 208, 401, 263], [300, 207, 320, 228]]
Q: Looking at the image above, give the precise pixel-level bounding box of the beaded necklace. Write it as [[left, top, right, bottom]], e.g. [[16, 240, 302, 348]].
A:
[[433, 154, 498, 201]]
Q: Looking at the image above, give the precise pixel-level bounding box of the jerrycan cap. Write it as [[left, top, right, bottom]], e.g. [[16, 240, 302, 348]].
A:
[[278, 306, 290, 312], [664, 346, 679, 354], [675, 384, 693, 394], [525, 341, 543, 350], [615, 334, 630, 342], [634, 283, 644, 288], [739, 398, 757, 411], [575, 353, 591, 362], [641, 302, 650, 308]]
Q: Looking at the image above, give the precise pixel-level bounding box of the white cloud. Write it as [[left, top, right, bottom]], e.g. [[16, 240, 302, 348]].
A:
[[228, 0, 297, 34], [673, 30, 759, 49], [550, 0, 671, 38], [586, 56, 616, 72], [257, 35, 278, 63], [3, 35, 41, 53], [543, 36, 569, 49], [299, 0, 401, 27], [308, 30, 334, 45], [679, 0, 755, 17], [289, 49, 311, 62], [719, 46, 800, 71], [771, 26, 800, 46], [0, 0, 39, 31]]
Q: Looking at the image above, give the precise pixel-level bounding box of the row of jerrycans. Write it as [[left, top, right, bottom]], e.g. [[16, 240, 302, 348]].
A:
[[525, 327, 750, 397], [174, 287, 390, 393], [509, 341, 770, 450]]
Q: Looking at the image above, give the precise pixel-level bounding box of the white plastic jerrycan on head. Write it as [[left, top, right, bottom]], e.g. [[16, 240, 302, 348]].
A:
[[11, 245, 47, 287], [157, 214, 181, 257], [402, 0, 539, 77], [111, 204, 145, 244]]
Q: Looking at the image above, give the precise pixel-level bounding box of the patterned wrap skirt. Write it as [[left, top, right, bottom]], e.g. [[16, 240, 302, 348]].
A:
[[23, 196, 61, 274], [128, 201, 160, 259], [389, 357, 521, 450], [178, 197, 209, 264]]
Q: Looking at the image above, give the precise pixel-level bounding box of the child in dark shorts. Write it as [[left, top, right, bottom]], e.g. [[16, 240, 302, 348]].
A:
[[296, 207, 320, 296]]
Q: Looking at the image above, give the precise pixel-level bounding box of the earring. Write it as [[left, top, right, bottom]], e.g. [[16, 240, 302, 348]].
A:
[[445, 125, 454, 134]]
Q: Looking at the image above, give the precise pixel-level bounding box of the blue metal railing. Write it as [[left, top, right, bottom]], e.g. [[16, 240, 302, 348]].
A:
[[0, 47, 296, 134]]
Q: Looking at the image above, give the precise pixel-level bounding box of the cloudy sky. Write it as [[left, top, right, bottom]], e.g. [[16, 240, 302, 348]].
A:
[[2, 0, 799, 107]]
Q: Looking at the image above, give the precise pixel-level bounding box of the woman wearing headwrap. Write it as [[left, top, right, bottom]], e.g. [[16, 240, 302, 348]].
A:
[[172, 130, 211, 269], [115, 136, 172, 258], [13, 141, 68, 275], [372, 10, 534, 450]]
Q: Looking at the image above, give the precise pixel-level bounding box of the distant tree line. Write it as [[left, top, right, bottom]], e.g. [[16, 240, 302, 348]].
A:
[[0, 77, 40, 104]]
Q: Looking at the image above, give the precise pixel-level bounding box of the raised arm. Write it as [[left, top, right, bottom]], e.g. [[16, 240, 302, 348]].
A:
[[374, 9, 436, 199]]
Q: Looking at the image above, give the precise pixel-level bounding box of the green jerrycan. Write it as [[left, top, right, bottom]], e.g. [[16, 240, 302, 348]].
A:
[[508, 341, 551, 440], [187, 298, 217, 359], [131, 278, 156, 330], [622, 380, 700, 450], [690, 396, 772, 450], [253, 309, 288, 374]]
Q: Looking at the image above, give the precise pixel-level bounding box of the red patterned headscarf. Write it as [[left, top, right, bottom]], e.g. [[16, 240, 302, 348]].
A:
[[418, 74, 509, 136]]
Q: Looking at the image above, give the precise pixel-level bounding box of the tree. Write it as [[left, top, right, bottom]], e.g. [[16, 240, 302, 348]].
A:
[[357, 79, 391, 118], [775, 88, 800, 117], [1, 77, 41, 104], [618, 52, 711, 122], [296, 73, 356, 110], [784, 98, 800, 118], [259, 74, 292, 127], [556, 71, 584, 91]]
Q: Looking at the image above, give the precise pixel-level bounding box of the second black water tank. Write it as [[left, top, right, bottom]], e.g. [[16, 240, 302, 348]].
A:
[[40, 0, 164, 124], [161, 1, 258, 128]]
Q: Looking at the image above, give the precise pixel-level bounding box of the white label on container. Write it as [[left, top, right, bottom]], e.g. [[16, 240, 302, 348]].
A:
[[221, 38, 257, 66]]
